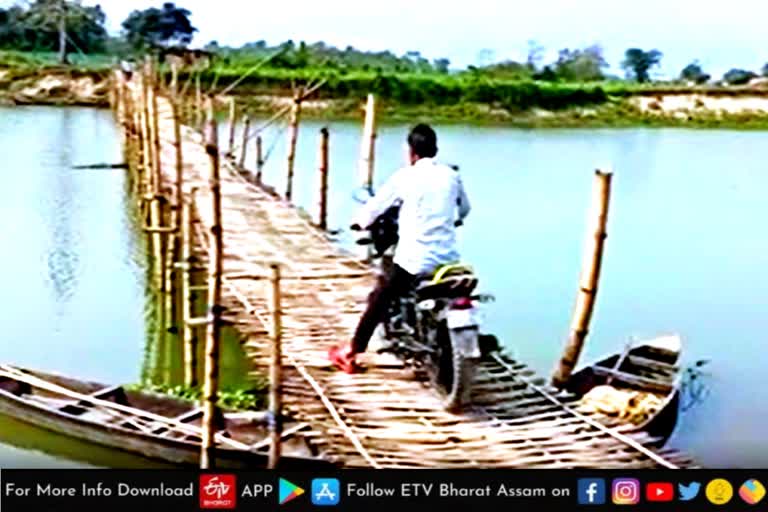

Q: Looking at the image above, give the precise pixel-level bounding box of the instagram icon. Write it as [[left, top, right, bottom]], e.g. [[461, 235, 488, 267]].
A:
[[612, 479, 640, 505]]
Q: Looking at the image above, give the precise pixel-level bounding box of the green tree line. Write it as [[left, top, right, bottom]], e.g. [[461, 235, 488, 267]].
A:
[[3, 0, 768, 88]]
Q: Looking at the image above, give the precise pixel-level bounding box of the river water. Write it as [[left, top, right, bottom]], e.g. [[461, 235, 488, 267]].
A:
[[0, 106, 765, 468]]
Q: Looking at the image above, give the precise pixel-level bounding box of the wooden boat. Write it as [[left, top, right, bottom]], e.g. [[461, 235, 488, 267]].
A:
[[566, 335, 683, 446], [0, 364, 335, 469]]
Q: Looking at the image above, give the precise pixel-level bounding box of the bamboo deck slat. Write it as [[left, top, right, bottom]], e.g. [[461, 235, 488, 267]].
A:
[[120, 79, 698, 469]]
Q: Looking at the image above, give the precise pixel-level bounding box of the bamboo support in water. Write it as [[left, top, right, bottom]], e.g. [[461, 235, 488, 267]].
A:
[[255, 135, 264, 184], [285, 97, 302, 201], [239, 115, 250, 169], [551, 169, 613, 388], [147, 67, 166, 293], [317, 127, 329, 230], [359, 93, 377, 193], [268, 263, 283, 469], [227, 97, 236, 158], [181, 191, 198, 388], [200, 96, 224, 469]]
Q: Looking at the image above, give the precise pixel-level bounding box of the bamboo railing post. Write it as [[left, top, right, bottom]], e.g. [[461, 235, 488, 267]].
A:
[[181, 190, 198, 388], [285, 95, 302, 201], [317, 127, 329, 230], [255, 134, 264, 184], [227, 97, 236, 158], [238, 115, 250, 169], [268, 263, 283, 469], [359, 93, 377, 194], [358, 93, 376, 260], [200, 96, 224, 469], [170, 61, 179, 97], [551, 169, 613, 389]]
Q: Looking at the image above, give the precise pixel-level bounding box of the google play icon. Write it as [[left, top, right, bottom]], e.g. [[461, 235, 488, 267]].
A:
[[279, 478, 305, 505]]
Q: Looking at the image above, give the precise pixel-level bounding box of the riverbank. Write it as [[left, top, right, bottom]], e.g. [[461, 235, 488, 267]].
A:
[[236, 92, 768, 129], [4, 64, 768, 128]]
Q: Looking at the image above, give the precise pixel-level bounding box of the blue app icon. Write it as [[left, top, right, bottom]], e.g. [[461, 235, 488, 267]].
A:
[[578, 478, 606, 505], [312, 478, 340, 506], [679, 482, 701, 501]]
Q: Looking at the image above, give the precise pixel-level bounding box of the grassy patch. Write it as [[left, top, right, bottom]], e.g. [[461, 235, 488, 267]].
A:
[[125, 382, 268, 411]]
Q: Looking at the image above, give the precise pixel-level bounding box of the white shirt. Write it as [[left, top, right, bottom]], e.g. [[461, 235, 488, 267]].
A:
[[354, 157, 471, 275]]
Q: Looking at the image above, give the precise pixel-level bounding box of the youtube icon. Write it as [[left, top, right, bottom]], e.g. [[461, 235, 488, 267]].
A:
[[646, 482, 674, 502]]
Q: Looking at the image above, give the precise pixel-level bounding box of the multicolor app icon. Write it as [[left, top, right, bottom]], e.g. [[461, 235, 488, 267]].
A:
[[279, 478, 305, 505], [705, 479, 733, 505], [612, 478, 640, 505], [739, 479, 765, 505]]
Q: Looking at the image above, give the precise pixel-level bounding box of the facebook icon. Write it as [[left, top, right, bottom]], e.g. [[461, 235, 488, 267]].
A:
[[577, 479, 606, 505]]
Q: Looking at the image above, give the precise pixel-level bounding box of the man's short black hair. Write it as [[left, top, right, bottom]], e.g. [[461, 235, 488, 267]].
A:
[[407, 123, 438, 158]]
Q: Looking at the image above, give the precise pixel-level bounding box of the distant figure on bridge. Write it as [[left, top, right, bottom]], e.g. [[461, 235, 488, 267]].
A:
[[328, 124, 471, 373]]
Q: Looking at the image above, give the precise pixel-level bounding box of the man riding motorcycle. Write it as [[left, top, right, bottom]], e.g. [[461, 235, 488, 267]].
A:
[[328, 123, 471, 373]]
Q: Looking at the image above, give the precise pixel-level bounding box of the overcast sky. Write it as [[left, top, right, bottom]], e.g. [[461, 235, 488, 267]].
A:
[[3, 0, 768, 78]]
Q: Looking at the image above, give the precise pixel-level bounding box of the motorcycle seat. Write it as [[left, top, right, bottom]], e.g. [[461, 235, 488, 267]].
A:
[[415, 264, 478, 299]]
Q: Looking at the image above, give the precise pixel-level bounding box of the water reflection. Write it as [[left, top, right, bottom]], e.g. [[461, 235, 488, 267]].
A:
[[44, 109, 80, 308]]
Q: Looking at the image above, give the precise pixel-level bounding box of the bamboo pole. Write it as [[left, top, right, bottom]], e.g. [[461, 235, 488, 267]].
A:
[[317, 127, 329, 230], [195, 73, 202, 131], [140, 67, 152, 196], [284, 96, 302, 201], [140, 64, 164, 292], [151, 83, 162, 194], [255, 134, 264, 184], [181, 191, 198, 388], [200, 96, 224, 469], [239, 115, 250, 169], [227, 97, 236, 158], [172, 100, 184, 215], [551, 170, 613, 388], [358, 93, 376, 260], [268, 263, 283, 469], [359, 93, 376, 193]]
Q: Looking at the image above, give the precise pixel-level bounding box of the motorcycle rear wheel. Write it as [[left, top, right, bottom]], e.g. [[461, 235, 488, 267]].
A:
[[432, 322, 478, 411]]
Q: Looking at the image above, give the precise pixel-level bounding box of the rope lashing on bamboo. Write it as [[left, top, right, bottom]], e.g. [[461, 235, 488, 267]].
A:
[[491, 353, 680, 469]]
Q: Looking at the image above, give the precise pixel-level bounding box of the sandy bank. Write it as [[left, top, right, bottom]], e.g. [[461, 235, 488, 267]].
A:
[[0, 72, 109, 106], [633, 94, 768, 116]]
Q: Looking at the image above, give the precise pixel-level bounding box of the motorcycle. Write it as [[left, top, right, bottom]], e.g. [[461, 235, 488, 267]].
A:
[[351, 188, 497, 411]]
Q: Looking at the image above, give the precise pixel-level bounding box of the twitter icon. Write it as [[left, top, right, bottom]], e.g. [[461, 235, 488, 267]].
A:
[[679, 482, 701, 501]]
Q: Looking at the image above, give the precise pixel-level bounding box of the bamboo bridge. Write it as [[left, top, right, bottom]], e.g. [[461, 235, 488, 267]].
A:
[[110, 61, 697, 469]]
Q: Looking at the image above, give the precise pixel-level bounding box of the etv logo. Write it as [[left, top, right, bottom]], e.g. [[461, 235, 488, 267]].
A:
[[200, 475, 236, 509]]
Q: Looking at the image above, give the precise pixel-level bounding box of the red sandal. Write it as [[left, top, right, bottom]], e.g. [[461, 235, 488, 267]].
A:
[[328, 345, 363, 374]]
